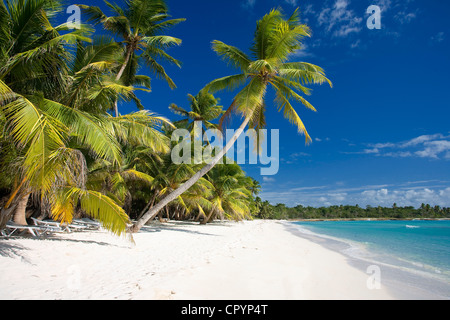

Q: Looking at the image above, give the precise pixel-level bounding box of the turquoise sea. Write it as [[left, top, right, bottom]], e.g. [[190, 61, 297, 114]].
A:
[[290, 220, 450, 299]]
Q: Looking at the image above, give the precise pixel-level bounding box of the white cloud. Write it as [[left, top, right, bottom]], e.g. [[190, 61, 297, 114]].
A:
[[400, 134, 444, 147], [373, 0, 392, 11], [383, 151, 412, 158], [284, 0, 298, 6], [242, 0, 256, 9], [361, 187, 450, 207], [350, 39, 361, 48], [431, 32, 445, 43], [317, 0, 363, 38], [260, 182, 450, 208], [351, 133, 450, 160], [283, 151, 311, 164], [303, 4, 315, 16], [262, 177, 275, 183], [415, 140, 450, 159], [394, 10, 418, 24], [290, 43, 315, 59], [301, 0, 421, 52]]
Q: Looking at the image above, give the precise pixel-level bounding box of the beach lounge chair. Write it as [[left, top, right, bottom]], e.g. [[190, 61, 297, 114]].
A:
[[31, 218, 65, 232], [3, 221, 60, 238], [65, 223, 88, 232], [72, 218, 101, 230], [30, 218, 87, 233]]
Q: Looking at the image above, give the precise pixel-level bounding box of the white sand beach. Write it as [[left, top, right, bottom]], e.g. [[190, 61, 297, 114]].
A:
[[0, 220, 395, 300]]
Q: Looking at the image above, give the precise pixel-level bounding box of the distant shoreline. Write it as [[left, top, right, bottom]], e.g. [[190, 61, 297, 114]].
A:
[[287, 218, 450, 222]]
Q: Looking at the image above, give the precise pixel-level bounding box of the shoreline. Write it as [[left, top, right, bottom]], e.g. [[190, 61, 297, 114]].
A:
[[286, 221, 450, 300], [0, 220, 397, 300], [288, 218, 450, 222]]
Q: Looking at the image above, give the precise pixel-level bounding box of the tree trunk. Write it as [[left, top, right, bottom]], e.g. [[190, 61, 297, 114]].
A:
[[201, 208, 216, 225], [113, 46, 133, 117], [0, 187, 28, 229], [130, 116, 252, 233], [0, 206, 15, 230], [136, 191, 158, 221], [12, 193, 30, 225], [165, 206, 170, 221], [180, 207, 186, 220], [195, 210, 205, 222]]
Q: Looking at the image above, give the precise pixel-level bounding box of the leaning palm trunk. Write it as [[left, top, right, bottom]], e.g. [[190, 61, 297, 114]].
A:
[[130, 8, 333, 233], [136, 191, 158, 220], [201, 207, 217, 225], [113, 47, 133, 117], [130, 115, 252, 233]]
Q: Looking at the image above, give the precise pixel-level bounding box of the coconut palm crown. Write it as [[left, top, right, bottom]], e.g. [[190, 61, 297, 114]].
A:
[[78, 0, 185, 116], [205, 7, 332, 144]]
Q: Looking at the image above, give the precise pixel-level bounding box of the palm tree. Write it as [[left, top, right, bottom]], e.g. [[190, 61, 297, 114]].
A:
[[0, 0, 102, 229], [86, 112, 172, 212], [133, 142, 213, 222], [201, 163, 252, 224], [78, 0, 185, 116], [169, 90, 224, 134], [0, 0, 91, 98], [131, 8, 332, 233], [0, 0, 172, 236]]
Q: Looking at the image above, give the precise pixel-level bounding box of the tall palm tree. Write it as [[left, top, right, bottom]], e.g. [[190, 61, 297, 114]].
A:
[[78, 0, 185, 116], [131, 8, 332, 233]]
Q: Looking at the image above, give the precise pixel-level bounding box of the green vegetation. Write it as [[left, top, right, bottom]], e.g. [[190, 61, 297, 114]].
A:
[[0, 0, 337, 237], [253, 200, 450, 220]]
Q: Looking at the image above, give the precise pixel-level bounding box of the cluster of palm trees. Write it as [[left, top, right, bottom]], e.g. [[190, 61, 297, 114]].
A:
[[0, 0, 331, 236]]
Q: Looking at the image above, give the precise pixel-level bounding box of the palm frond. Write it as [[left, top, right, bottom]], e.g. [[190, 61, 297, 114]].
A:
[[203, 73, 247, 94], [111, 110, 172, 153], [38, 97, 122, 163], [250, 8, 283, 59], [211, 40, 251, 71], [142, 35, 182, 49], [169, 103, 189, 117], [279, 62, 333, 87], [233, 77, 266, 119], [266, 21, 310, 61], [54, 186, 130, 236], [141, 52, 177, 89], [270, 81, 312, 144], [122, 169, 154, 184], [142, 45, 182, 68]]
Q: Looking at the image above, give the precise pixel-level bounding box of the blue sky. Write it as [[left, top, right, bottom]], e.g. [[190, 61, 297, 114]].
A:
[[78, 0, 450, 208]]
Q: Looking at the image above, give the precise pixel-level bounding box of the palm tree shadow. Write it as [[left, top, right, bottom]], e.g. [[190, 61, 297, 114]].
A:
[[0, 241, 27, 259], [138, 221, 219, 237], [0, 236, 129, 259]]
